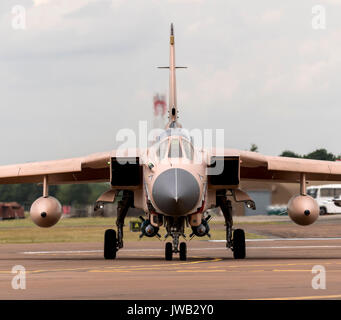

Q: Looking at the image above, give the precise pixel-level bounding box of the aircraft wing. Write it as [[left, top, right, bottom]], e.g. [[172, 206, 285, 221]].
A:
[[0, 151, 117, 185], [211, 149, 341, 183]]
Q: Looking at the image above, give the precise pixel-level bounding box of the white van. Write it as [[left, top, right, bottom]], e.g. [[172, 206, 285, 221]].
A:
[[306, 184, 341, 215]]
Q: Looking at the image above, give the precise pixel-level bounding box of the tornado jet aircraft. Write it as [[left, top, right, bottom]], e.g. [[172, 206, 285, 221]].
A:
[[1, 24, 341, 260]]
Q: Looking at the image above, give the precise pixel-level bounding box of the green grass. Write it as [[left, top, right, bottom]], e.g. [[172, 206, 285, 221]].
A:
[[0, 216, 265, 244]]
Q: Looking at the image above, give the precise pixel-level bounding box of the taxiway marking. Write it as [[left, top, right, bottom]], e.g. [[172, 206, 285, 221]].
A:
[[211, 238, 341, 242], [253, 294, 341, 300], [21, 243, 341, 255], [248, 245, 341, 249]]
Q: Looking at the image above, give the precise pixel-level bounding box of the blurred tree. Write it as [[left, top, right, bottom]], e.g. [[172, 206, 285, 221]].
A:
[[280, 148, 338, 161], [55, 184, 92, 205], [0, 183, 109, 206], [89, 183, 111, 203], [304, 148, 336, 161], [56, 183, 110, 205], [279, 150, 302, 158], [249, 144, 258, 152], [0, 184, 58, 204]]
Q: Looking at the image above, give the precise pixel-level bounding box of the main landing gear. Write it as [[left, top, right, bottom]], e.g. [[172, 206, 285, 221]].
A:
[[104, 190, 133, 260], [103, 190, 246, 260], [104, 229, 117, 259], [217, 190, 246, 259], [164, 216, 187, 261]]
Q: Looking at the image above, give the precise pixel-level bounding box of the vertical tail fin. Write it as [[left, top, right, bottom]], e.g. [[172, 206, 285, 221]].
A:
[[158, 24, 186, 129]]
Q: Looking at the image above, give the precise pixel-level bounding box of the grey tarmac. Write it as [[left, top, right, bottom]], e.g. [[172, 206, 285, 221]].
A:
[[1, 238, 341, 300]]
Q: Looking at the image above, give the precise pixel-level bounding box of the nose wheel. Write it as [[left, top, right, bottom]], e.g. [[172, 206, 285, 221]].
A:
[[179, 242, 187, 261], [164, 241, 187, 261], [165, 242, 173, 260]]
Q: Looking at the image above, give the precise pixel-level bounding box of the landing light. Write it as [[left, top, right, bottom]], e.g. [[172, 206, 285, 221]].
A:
[[148, 162, 155, 170], [246, 201, 255, 209]]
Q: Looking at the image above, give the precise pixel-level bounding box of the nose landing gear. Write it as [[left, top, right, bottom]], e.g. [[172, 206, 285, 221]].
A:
[[165, 240, 187, 261], [164, 217, 187, 261]]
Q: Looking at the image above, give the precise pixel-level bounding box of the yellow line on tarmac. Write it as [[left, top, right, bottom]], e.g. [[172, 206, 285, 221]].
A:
[[272, 269, 314, 272], [225, 262, 332, 268], [0, 267, 93, 274], [252, 294, 341, 300], [0, 258, 224, 275], [176, 270, 226, 273], [105, 258, 222, 270], [88, 270, 132, 273]]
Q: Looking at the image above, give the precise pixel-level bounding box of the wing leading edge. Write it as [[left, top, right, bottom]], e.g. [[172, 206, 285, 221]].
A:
[[0, 151, 114, 185], [218, 149, 341, 182]]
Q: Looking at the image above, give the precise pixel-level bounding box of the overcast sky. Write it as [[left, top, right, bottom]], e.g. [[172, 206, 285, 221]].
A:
[[0, 0, 340, 165]]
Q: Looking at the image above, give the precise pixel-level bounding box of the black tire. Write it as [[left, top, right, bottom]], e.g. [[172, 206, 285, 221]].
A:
[[179, 242, 187, 261], [319, 207, 327, 215], [104, 229, 117, 259], [233, 229, 246, 259], [165, 242, 173, 261]]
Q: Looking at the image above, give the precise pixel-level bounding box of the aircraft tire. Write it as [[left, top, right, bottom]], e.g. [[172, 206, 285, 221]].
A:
[[165, 242, 173, 261], [179, 242, 187, 261], [233, 229, 246, 259], [104, 229, 117, 259]]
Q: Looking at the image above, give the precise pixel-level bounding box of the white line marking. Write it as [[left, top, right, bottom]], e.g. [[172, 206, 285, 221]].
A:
[[210, 238, 341, 242], [21, 244, 341, 255], [23, 250, 103, 254], [248, 246, 341, 249]]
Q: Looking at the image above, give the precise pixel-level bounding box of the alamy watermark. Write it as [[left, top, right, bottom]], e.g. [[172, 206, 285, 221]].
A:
[[12, 5, 26, 30], [312, 265, 326, 290], [312, 5, 326, 30], [115, 121, 225, 175], [11, 265, 26, 290]]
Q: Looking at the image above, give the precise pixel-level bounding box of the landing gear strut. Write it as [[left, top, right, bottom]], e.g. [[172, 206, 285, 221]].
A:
[[217, 190, 246, 259], [164, 217, 187, 261], [104, 190, 133, 260]]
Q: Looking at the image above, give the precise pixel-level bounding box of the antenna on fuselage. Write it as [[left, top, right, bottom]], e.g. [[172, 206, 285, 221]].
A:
[[157, 23, 187, 129]]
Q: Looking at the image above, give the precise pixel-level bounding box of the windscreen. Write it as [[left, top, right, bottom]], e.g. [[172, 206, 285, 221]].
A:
[[168, 138, 182, 158], [182, 139, 194, 160], [157, 140, 169, 159]]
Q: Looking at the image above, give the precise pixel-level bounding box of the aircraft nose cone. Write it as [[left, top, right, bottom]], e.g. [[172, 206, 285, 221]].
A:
[[152, 168, 200, 216]]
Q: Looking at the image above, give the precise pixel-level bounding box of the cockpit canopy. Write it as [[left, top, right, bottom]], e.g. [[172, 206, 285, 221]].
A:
[[153, 129, 194, 161], [158, 128, 191, 141]]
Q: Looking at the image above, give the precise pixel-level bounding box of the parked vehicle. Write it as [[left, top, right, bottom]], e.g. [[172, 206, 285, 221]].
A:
[[307, 185, 341, 215], [0, 202, 25, 219]]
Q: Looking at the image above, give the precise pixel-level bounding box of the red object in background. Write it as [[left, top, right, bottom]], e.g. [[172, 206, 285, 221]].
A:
[[0, 202, 25, 219], [62, 205, 71, 215], [153, 94, 167, 116]]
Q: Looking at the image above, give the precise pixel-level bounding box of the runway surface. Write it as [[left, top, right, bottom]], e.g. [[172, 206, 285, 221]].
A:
[[1, 238, 341, 299]]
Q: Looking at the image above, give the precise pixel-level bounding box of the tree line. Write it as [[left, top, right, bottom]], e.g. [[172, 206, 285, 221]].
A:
[[0, 183, 110, 207], [250, 144, 340, 161], [280, 148, 340, 161]]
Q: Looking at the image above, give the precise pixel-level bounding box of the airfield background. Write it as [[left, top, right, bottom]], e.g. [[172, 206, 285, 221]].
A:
[[0, 88, 339, 218], [0, 176, 339, 218], [0, 147, 339, 218]]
